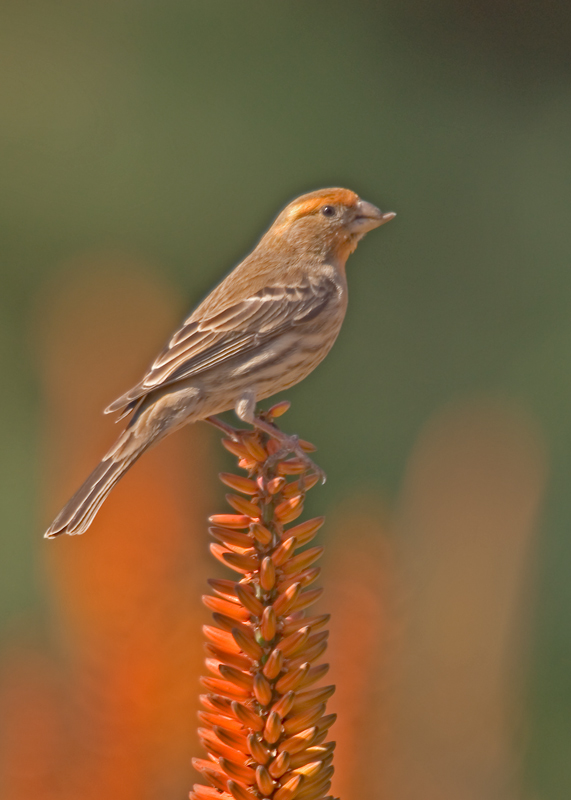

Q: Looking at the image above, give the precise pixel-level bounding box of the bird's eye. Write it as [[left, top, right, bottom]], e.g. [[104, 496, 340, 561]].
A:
[[321, 205, 337, 217]]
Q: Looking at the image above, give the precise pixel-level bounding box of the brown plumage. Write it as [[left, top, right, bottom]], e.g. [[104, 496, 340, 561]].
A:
[[44, 188, 395, 538]]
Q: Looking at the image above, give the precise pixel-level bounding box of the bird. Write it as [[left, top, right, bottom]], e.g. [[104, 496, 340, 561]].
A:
[[44, 187, 395, 538]]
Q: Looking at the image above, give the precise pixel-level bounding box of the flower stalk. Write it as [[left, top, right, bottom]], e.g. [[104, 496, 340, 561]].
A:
[[191, 402, 338, 800]]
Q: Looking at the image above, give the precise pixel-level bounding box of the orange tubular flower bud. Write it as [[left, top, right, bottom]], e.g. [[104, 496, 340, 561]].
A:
[[277, 458, 307, 475], [281, 547, 324, 575], [210, 543, 255, 571], [191, 785, 233, 800], [200, 677, 250, 702], [197, 711, 243, 733], [268, 750, 291, 778], [199, 694, 234, 715], [282, 613, 329, 636], [241, 436, 268, 462], [250, 521, 273, 544], [231, 627, 263, 660], [195, 410, 336, 800], [315, 713, 337, 734], [221, 439, 251, 459], [266, 439, 281, 456], [293, 760, 324, 779], [220, 551, 259, 574], [284, 516, 325, 545], [203, 625, 242, 653], [304, 630, 329, 650], [197, 709, 222, 728], [253, 672, 273, 706], [219, 473, 258, 495], [204, 657, 223, 676], [256, 764, 276, 795], [218, 758, 256, 786], [277, 727, 317, 754], [296, 780, 332, 800], [263, 710, 284, 744], [271, 690, 295, 719], [282, 473, 319, 499], [209, 526, 255, 550], [299, 765, 335, 794], [275, 662, 311, 694], [294, 567, 321, 588], [274, 773, 305, 800], [247, 733, 272, 764], [272, 583, 302, 616], [267, 475, 287, 494], [218, 664, 254, 692], [225, 494, 262, 519], [274, 495, 305, 524], [192, 760, 228, 793], [259, 556, 276, 590], [211, 612, 248, 634], [262, 647, 284, 680], [296, 663, 330, 690], [272, 536, 297, 566], [202, 595, 251, 622], [214, 725, 250, 754], [234, 583, 264, 616], [207, 577, 239, 600], [202, 770, 228, 793], [231, 702, 265, 733], [267, 400, 291, 417], [198, 728, 246, 763], [192, 757, 226, 775], [305, 732, 329, 753], [228, 614, 262, 659], [226, 780, 257, 800], [209, 514, 252, 529], [282, 703, 326, 736], [279, 626, 311, 658], [209, 543, 236, 569], [287, 743, 335, 770], [290, 685, 336, 713], [287, 640, 328, 669], [260, 606, 277, 641]]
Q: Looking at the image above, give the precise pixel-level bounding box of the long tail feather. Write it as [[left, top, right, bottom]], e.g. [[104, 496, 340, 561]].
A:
[[44, 444, 146, 538]]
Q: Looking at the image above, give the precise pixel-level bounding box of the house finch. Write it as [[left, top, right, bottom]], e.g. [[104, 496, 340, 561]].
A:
[[45, 187, 395, 538]]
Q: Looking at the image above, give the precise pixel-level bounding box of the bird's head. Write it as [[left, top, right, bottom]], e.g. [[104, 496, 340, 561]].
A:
[[268, 188, 395, 264]]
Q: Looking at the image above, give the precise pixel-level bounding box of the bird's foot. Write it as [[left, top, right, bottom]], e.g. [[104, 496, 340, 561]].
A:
[[233, 392, 326, 483], [252, 417, 326, 484], [267, 436, 326, 485]]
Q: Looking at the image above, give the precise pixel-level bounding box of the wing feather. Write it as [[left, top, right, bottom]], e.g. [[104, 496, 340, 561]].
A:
[[105, 278, 335, 415]]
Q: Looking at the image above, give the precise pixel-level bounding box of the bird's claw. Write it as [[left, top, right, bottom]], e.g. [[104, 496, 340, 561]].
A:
[[264, 432, 327, 485]]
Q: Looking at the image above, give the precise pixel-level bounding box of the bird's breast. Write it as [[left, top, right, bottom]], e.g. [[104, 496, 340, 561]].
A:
[[230, 296, 347, 400]]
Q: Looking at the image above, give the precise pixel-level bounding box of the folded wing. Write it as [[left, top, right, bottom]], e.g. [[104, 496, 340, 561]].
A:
[[105, 279, 335, 416]]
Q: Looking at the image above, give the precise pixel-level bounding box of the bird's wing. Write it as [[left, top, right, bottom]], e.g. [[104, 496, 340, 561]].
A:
[[105, 279, 335, 414]]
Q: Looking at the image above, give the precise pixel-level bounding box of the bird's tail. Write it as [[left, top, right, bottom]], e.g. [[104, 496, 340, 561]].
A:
[[44, 428, 154, 539]]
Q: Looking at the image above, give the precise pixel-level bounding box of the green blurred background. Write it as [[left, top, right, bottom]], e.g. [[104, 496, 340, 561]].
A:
[[2, 1, 571, 798]]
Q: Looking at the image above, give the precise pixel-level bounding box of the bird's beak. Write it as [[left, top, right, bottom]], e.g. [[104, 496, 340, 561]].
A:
[[350, 200, 396, 233]]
